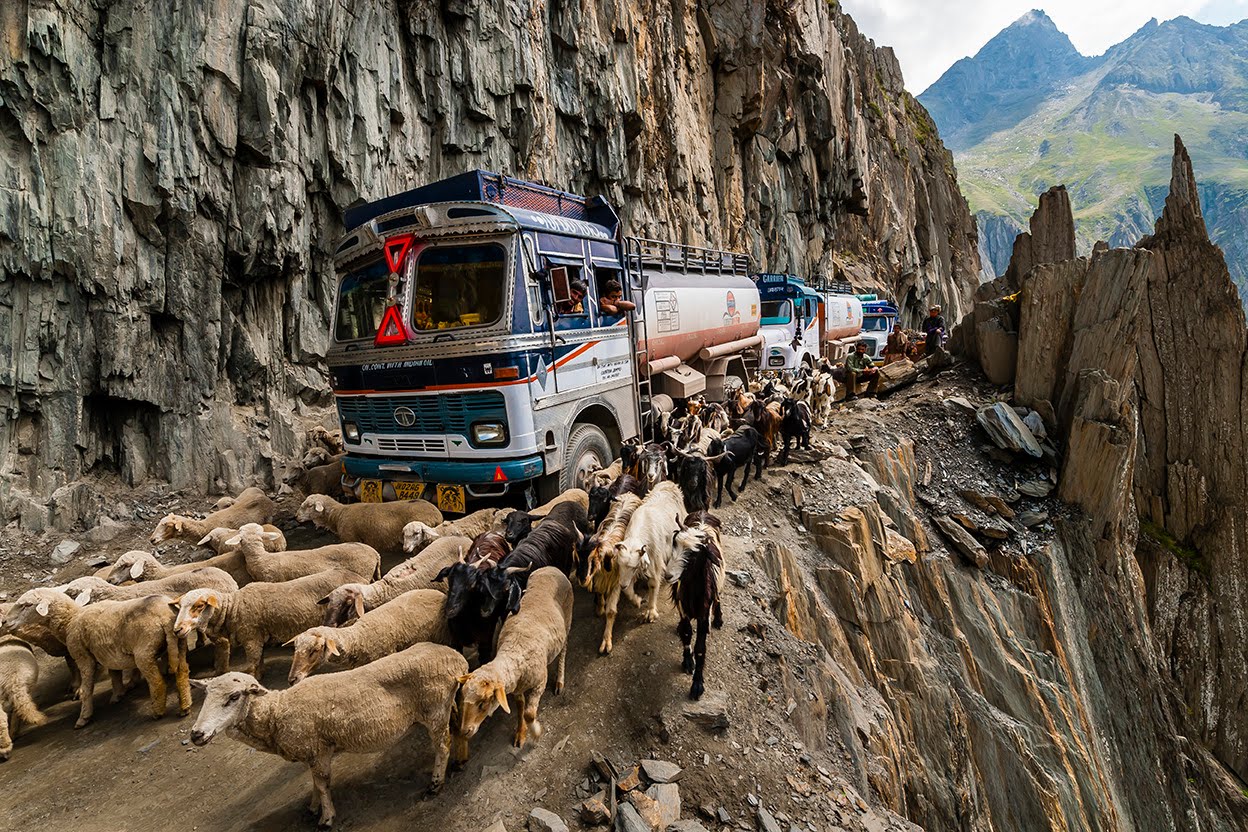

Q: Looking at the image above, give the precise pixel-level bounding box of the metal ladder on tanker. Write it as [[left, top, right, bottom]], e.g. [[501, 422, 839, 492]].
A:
[[624, 237, 652, 441]]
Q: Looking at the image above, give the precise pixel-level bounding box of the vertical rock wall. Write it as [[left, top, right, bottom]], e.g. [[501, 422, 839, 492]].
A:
[[965, 136, 1248, 817], [0, 0, 979, 528]]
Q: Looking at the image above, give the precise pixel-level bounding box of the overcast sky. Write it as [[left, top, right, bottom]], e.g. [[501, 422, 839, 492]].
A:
[[841, 0, 1248, 93]]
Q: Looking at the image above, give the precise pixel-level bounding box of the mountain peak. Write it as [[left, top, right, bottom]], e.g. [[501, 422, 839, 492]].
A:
[[1011, 9, 1058, 29]]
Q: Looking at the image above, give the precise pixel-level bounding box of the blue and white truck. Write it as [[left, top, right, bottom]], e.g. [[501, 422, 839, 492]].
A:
[[857, 296, 899, 363], [325, 171, 762, 511], [754, 273, 865, 371]]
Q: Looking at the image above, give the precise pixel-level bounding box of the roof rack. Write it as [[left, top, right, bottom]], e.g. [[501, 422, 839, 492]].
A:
[[628, 238, 750, 277], [343, 170, 620, 234], [810, 277, 855, 295]]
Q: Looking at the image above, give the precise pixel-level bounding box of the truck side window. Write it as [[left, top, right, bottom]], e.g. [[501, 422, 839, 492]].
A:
[[595, 267, 633, 322], [553, 264, 594, 330]]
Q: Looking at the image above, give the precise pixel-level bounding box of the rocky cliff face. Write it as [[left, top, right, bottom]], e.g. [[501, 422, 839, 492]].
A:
[[956, 136, 1248, 825], [0, 0, 979, 528]]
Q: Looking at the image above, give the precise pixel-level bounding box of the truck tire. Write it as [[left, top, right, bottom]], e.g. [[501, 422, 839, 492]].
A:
[[561, 424, 612, 493]]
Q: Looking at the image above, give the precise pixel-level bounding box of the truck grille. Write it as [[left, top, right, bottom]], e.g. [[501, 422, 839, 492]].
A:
[[337, 392, 506, 435], [375, 437, 448, 454]]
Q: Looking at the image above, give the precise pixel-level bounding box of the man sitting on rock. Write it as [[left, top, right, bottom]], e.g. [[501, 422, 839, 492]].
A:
[[836, 341, 880, 400], [922, 305, 946, 355], [883, 326, 909, 364]]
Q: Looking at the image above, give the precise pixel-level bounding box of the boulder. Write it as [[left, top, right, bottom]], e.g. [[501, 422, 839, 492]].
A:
[[580, 793, 611, 826], [934, 516, 989, 567], [640, 760, 683, 784], [876, 359, 917, 394], [616, 803, 650, 832], [50, 539, 82, 565], [527, 808, 568, 832], [976, 403, 1044, 457], [975, 316, 1018, 386]]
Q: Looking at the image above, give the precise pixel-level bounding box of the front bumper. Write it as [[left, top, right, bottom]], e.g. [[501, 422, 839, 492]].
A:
[[342, 453, 545, 485]]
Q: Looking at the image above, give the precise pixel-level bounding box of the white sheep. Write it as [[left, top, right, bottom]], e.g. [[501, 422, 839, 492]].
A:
[[0, 638, 48, 760], [61, 569, 239, 606], [190, 642, 469, 827], [296, 494, 441, 553], [457, 567, 573, 753], [174, 568, 367, 679], [317, 536, 472, 627], [613, 482, 687, 625], [226, 523, 381, 583], [287, 589, 450, 684], [196, 524, 287, 555], [401, 508, 509, 554], [4, 588, 190, 727], [105, 550, 252, 588], [151, 486, 276, 545]]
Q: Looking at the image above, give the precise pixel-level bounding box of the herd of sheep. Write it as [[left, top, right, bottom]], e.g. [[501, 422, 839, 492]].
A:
[[0, 373, 827, 827]]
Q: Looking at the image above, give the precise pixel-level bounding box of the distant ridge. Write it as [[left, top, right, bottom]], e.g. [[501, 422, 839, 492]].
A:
[[920, 11, 1248, 300]]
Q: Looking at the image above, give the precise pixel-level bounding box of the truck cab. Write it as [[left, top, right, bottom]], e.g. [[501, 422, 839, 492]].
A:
[[755, 273, 821, 372], [858, 296, 899, 363]]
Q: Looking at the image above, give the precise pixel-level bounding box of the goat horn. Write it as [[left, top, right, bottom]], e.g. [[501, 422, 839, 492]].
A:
[[503, 563, 534, 577]]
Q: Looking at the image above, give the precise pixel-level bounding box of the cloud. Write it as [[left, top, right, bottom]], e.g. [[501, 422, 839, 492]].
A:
[[840, 0, 1248, 93]]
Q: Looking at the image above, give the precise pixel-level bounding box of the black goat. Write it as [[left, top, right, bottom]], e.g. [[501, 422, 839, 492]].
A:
[[588, 474, 644, 529], [432, 531, 512, 663], [706, 425, 765, 507], [667, 511, 724, 700], [777, 398, 813, 465], [670, 449, 714, 513], [480, 500, 586, 623]]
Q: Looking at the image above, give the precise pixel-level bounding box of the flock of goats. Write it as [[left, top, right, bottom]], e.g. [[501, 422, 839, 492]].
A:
[[0, 371, 824, 828]]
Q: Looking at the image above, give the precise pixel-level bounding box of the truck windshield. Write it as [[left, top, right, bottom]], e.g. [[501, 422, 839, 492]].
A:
[[760, 300, 792, 325], [334, 260, 390, 342], [412, 243, 506, 331], [862, 315, 892, 332]]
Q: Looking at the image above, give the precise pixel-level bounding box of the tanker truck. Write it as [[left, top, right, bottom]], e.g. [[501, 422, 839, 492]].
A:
[[754, 273, 863, 371], [325, 170, 761, 511]]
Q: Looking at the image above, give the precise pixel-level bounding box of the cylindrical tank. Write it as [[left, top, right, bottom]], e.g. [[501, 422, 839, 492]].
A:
[[821, 293, 864, 341], [638, 271, 761, 363]]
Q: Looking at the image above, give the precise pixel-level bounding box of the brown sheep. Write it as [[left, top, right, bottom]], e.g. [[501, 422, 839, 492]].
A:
[[0, 638, 48, 760], [296, 495, 441, 554], [151, 487, 275, 545], [226, 524, 381, 583], [190, 643, 467, 827], [287, 589, 450, 684], [456, 567, 573, 754], [317, 536, 471, 627], [5, 588, 190, 728], [106, 550, 252, 589], [174, 569, 368, 678]]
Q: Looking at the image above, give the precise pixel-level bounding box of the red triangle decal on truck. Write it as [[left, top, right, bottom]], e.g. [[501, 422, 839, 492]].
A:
[[374, 304, 409, 348], [383, 235, 413, 273], [493, 466, 508, 482]]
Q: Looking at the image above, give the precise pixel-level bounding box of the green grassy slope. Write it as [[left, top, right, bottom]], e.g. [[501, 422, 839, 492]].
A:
[[924, 15, 1248, 298]]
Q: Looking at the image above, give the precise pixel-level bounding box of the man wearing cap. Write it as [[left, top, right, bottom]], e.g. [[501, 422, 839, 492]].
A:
[[922, 305, 946, 356]]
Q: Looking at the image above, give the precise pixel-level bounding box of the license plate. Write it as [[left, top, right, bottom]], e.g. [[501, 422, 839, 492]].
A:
[[360, 479, 384, 503], [435, 484, 466, 514], [393, 481, 425, 501]]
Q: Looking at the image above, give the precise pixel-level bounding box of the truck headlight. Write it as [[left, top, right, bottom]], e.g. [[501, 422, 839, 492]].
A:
[[343, 421, 361, 444], [471, 422, 507, 446]]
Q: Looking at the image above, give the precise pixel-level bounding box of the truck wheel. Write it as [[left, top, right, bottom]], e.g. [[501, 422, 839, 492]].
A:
[[562, 424, 612, 493]]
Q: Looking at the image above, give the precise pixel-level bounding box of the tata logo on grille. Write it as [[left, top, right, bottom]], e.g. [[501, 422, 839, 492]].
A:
[[393, 406, 417, 427]]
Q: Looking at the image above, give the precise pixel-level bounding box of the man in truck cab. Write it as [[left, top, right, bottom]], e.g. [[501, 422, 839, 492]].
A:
[[598, 278, 635, 318], [557, 279, 589, 316], [838, 341, 880, 400]]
